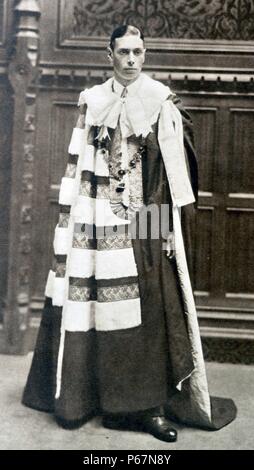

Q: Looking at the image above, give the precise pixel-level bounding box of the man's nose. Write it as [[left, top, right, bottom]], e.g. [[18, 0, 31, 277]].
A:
[[127, 53, 135, 66]]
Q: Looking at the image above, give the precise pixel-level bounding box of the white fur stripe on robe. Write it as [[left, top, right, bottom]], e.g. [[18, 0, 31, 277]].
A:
[[63, 300, 96, 332], [80, 144, 95, 172], [72, 196, 130, 226], [95, 248, 138, 279], [53, 225, 73, 255], [95, 298, 141, 331], [68, 248, 95, 278], [79, 144, 109, 177], [62, 298, 141, 332], [94, 149, 109, 176], [45, 270, 66, 307], [59, 177, 76, 206]]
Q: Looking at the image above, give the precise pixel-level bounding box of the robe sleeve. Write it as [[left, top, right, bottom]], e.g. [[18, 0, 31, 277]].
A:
[[171, 95, 198, 287], [171, 95, 198, 204], [45, 93, 88, 304]]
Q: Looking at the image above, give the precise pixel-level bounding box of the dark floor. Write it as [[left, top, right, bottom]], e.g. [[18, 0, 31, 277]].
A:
[[0, 353, 253, 450]]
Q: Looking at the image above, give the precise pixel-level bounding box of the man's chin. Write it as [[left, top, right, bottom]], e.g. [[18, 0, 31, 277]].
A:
[[114, 71, 141, 86], [124, 70, 138, 76], [123, 72, 140, 82]]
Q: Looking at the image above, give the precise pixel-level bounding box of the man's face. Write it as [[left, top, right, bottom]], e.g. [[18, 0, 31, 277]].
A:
[[110, 35, 146, 85]]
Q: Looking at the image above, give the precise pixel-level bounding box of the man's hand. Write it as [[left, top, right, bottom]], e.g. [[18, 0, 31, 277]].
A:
[[163, 231, 175, 259]]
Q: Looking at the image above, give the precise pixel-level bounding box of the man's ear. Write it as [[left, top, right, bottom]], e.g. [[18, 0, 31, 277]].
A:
[[143, 48, 146, 63], [107, 46, 113, 62]]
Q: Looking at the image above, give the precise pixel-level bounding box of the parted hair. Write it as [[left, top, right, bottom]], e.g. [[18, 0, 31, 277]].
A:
[[109, 25, 145, 50]]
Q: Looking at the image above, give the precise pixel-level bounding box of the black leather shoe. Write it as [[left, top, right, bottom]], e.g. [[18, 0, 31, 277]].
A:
[[139, 415, 177, 443], [102, 414, 177, 443]]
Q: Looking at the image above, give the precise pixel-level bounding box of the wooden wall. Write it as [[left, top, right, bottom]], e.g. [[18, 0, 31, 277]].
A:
[[0, 0, 14, 338], [1, 0, 254, 358]]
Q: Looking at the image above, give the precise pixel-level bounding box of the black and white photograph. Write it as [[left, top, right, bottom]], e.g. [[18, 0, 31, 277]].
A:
[[0, 0, 253, 456]]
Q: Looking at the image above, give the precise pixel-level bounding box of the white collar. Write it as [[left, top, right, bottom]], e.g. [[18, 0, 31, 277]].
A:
[[112, 75, 143, 97], [80, 73, 172, 138]]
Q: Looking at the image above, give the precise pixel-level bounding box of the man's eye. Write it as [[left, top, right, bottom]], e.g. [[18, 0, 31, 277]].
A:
[[134, 50, 142, 55], [119, 50, 128, 55]]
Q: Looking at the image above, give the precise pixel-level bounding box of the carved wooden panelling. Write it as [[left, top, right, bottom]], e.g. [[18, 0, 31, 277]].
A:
[[59, 0, 254, 44], [187, 108, 217, 193], [194, 207, 213, 293], [229, 109, 254, 194], [225, 210, 254, 294], [0, 84, 12, 323], [50, 102, 77, 184]]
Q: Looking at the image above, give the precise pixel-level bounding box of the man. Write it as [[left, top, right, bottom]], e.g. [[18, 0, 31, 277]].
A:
[[23, 25, 236, 443]]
